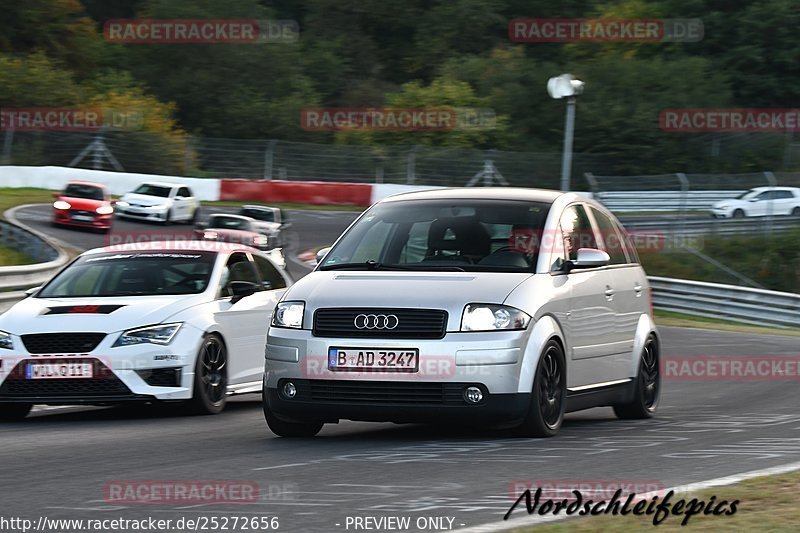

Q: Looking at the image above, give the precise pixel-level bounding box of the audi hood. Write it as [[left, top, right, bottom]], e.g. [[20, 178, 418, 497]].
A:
[[0, 294, 207, 335], [284, 271, 533, 330]]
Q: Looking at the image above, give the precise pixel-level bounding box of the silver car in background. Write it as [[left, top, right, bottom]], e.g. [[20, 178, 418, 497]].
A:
[[263, 188, 660, 437]]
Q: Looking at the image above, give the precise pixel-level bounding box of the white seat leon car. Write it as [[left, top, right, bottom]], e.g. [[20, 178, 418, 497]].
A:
[[263, 188, 660, 437], [0, 241, 290, 420]]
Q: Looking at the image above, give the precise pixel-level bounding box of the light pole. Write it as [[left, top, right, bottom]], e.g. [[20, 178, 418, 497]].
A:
[[547, 74, 585, 191]]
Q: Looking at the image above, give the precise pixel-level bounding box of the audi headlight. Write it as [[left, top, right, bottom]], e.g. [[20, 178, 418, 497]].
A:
[[112, 323, 182, 347], [461, 304, 531, 332], [96, 205, 114, 215], [0, 330, 13, 350], [272, 301, 304, 329], [53, 200, 71, 210]]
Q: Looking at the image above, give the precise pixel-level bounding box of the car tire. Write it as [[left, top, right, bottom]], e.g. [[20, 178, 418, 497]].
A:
[[613, 335, 660, 419], [188, 208, 198, 225], [515, 339, 566, 438], [0, 402, 33, 421], [186, 334, 228, 415], [733, 209, 745, 219], [163, 209, 173, 226], [263, 394, 323, 437], [792, 207, 800, 218]]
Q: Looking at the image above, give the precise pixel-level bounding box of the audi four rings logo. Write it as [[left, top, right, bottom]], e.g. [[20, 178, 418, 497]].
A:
[[354, 314, 399, 329]]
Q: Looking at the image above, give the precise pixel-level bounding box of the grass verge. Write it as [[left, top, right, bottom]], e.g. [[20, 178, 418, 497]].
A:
[[511, 469, 800, 532], [0, 188, 56, 220], [0, 244, 35, 266]]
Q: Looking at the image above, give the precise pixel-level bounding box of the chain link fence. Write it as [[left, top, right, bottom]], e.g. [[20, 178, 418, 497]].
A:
[[8, 130, 797, 190]]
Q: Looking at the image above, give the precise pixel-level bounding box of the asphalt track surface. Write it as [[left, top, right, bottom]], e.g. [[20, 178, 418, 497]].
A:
[[2, 205, 799, 532]]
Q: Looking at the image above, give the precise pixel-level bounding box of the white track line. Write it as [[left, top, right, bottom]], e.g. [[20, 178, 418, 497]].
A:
[[458, 459, 800, 532]]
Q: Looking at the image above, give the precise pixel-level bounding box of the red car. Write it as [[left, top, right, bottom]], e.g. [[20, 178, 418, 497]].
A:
[[52, 181, 114, 233]]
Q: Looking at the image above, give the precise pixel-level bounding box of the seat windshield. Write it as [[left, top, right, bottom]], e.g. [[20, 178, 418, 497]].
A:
[[37, 252, 216, 297], [318, 199, 551, 272]]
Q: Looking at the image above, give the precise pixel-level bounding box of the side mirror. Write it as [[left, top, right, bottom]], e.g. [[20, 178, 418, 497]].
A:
[[24, 286, 41, 298], [563, 248, 610, 272], [52, 192, 60, 198], [315, 247, 332, 264], [195, 221, 207, 230], [229, 281, 258, 303]]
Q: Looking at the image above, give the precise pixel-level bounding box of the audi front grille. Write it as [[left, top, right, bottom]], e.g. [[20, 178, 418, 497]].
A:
[[313, 308, 447, 339], [21, 333, 106, 354]]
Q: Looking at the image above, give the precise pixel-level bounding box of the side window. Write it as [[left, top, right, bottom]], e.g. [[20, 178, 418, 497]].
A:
[[776, 190, 793, 200], [558, 204, 598, 262], [219, 253, 259, 298], [589, 207, 629, 265], [755, 191, 771, 201], [178, 187, 191, 198], [253, 255, 287, 290]]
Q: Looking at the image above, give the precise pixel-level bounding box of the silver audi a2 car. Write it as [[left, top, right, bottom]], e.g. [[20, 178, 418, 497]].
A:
[[263, 188, 660, 437]]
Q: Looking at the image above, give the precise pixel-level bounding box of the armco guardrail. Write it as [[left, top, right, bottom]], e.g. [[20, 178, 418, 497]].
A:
[[0, 212, 71, 313], [625, 216, 800, 236], [649, 276, 800, 329], [596, 190, 744, 212]]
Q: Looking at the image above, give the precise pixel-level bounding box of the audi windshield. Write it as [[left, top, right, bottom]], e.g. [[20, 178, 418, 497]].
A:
[[37, 252, 216, 297], [318, 199, 551, 272]]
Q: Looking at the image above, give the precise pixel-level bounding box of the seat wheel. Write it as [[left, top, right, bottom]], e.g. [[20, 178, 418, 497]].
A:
[[186, 334, 228, 415]]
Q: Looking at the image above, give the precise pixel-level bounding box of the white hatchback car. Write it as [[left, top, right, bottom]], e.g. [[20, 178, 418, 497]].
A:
[[710, 187, 800, 218], [115, 182, 200, 224], [263, 188, 660, 438], [0, 241, 290, 420]]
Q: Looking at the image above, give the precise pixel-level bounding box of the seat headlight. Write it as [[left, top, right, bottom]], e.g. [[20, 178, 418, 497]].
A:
[[96, 205, 114, 215], [0, 330, 13, 350], [112, 323, 182, 347], [272, 301, 304, 329], [461, 304, 531, 332], [53, 200, 71, 210]]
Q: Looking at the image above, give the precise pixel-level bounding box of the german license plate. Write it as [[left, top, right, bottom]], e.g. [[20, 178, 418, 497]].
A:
[[328, 348, 419, 372], [26, 362, 93, 379]]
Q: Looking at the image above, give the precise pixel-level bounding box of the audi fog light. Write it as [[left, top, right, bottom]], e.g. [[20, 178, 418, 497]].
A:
[[272, 301, 305, 329], [461, 304, 531, 332], [464, 386, 483, 404], [282, 381, 297, 399]]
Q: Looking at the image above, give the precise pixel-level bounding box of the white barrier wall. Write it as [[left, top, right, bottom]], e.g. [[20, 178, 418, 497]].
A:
[[0, 166, 222, 201], [370, 183, 444, 204]]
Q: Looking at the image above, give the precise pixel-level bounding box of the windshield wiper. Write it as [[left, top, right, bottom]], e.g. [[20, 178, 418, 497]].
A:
[[319, 260, 413, 271], [319, 260, 464, 272]]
